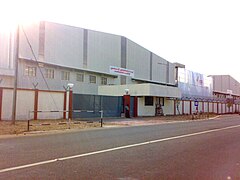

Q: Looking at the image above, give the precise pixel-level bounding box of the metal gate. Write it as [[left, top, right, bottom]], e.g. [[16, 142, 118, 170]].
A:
[[72, 94, 123, 118]]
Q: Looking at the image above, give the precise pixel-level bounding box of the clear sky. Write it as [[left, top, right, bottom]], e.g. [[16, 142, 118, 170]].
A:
[[1, 0, 240, 81]]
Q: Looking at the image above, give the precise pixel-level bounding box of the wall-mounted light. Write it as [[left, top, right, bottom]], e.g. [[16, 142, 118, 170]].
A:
[[67, 83, 74, 90], [125, 88, 129, 95]]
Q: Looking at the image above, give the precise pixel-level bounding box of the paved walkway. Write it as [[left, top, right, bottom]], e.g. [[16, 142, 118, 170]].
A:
[[103, 114, 219, 126]]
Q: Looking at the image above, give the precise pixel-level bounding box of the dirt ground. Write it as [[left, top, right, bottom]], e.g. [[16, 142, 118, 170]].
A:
[[0, 119, 101, 135], [0, 113, 217, 135]]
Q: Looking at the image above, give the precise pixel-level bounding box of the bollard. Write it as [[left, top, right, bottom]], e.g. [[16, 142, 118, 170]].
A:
[[68, 118, 71, 129], [100, 110, 103, 127], [27, 120, 30, 131]]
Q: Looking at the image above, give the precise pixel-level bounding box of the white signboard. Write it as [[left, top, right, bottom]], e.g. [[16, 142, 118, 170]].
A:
[[110, 66, 134, 77], [227, 89, 233, 95]]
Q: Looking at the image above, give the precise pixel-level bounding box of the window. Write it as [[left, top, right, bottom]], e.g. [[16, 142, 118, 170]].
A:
[[24, 66, 36, 77], [61, 71, 70, 80], [101, 77, 107, 85], [89, 75, 96, 84], [76, 73, 84, 82], [45, 69, 54, 79], [145, 96, 154, 106]]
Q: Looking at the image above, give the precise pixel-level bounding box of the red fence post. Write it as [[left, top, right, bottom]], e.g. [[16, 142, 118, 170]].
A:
[[34, 89, 39, 120], [0, 88, 2, 121], [190, 101, 192, 115], [63, 91, 67, 119], [69, 89, 73, 119], [202, 101, 204, 113], [133, 96, 138, 117], [123, 95, 131, 118]]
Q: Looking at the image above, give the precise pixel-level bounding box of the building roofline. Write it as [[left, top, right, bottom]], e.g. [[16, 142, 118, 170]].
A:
[[42, 20, 174, 64], [132, 77, 177, 87]]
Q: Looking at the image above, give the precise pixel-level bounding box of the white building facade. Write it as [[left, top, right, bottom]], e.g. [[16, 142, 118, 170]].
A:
[[0, 21, 182, 120]]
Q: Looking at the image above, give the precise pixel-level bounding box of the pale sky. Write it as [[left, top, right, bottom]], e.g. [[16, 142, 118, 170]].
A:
[[1, 0, 240, 81]]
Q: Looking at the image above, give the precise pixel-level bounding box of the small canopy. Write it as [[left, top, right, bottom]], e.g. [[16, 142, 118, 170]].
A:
[[98, 83, 181, 98]]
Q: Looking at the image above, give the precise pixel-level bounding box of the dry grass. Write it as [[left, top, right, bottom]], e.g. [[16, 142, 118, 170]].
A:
[[0, 119, 101, 135], [148, 113, 217, 121]]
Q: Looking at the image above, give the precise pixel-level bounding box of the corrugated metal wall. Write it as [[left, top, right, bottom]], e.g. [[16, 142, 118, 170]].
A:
[[0, 31, 14, 76], [213, 75, 240, 95], [19, 22, 39, 60], [127, 39, 151, 80], [88, 30, 121, 72], [152, 53, 167, 83], [45, 22, 84, 68], [14, 22, 177, 92]]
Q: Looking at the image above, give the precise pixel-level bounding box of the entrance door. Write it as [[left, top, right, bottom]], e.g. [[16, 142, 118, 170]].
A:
[[155, 97, 164, 116]]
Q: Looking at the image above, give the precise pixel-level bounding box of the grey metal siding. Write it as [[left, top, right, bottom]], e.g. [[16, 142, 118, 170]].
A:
[[152, 53, 167, 83], [0, 31, 14, 77], [168, 63, 175, 85], [19, 22, 39, 60], [150, 52, 153, 80], [38, 21, 45, 61], [127, 39, 150, 80], [83, 29, 88, 68], [213, 75, 240, 95], [87, 30, 121, 73], [0, 32, 13, 70], [121, 36, 127, 85], [44, 22, 84, 68]]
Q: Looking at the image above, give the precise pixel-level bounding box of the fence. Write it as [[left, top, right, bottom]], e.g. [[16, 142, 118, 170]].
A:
[[0, 87, 65, 120], [0, 87, 135, 120], [27, 110, 104, 131], [174, 99, 240, 115]]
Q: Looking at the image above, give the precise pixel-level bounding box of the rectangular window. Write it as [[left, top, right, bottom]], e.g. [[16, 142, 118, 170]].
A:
[[101, 77, 107, 85], [145, 96, 154, 106], [45, 68, 54, 79], [76, 73, 84, 82], [24, 66, 36, 77], [89, 75, 96, 84], [61, 71, 70, 80]]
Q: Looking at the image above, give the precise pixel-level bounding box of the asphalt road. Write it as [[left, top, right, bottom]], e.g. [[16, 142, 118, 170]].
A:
[[0, 115, 240, 179]]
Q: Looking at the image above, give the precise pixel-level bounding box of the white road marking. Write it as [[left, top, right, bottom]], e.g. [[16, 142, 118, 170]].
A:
[[1, 124, 240, 173]]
